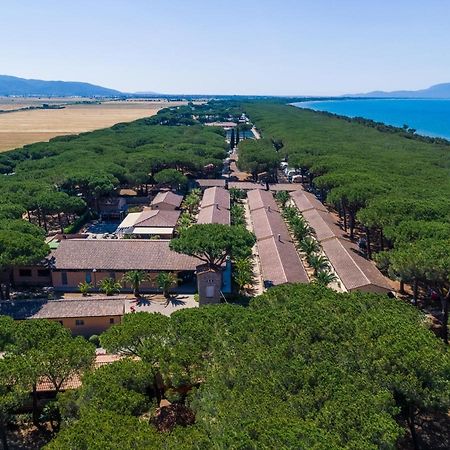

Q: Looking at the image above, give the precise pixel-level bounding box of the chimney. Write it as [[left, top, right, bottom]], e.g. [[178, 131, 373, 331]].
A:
[[278, 233, 281, 242]]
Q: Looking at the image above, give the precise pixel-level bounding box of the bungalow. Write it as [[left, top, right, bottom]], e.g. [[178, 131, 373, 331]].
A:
[[150, 191, 183, 210], [0, 298, 125, 336], [197, 187, 230, 225], [50, 239, 198, 292], [116, 208, 180, 238]]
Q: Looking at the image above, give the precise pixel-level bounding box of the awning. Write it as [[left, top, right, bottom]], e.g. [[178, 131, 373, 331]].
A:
[[132, 227, 174, 235], [117, 212, 141, 230]]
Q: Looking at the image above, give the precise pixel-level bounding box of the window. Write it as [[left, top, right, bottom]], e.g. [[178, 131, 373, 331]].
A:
[[109, 318, 115, 324], [19, 269, 32, 277], [206, 285, 215, 298], [85, 272, 92, 283], [58, 320, 64, 325], [61, 271, 68, 285], [75, 319, 84, 326], [37, 269, 50, 277], [109, 272, 116, 280]]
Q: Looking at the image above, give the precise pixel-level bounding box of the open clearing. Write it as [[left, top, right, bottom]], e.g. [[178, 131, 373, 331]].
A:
[[0, 100, 185, 152]]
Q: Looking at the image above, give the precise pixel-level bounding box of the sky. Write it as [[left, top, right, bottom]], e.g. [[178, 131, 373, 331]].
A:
[[1, 0, 450, 96]]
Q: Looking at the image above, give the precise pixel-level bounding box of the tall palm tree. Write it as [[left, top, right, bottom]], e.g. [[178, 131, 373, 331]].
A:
[[157, 272, 179, 300], [122, 270, 149, 297]]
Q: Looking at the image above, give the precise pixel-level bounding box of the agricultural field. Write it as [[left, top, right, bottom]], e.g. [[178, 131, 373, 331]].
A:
[[0, 99, 185, 152]]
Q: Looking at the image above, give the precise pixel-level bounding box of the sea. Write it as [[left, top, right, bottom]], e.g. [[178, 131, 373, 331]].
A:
[[292, 99, 450, 140]]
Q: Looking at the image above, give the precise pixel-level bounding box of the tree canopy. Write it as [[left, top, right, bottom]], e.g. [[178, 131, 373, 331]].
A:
[[45, 284, 450, 449]]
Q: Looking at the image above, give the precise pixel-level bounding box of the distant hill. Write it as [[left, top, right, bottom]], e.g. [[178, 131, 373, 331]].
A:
[[348, 83, 450, 99], [0, 75, 124, 97]]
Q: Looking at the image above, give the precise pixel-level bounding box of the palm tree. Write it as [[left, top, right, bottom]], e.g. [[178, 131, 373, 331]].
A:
[[314, 270, 338, 287], [183, 193, 200, 214], [307, 254, 330, 276], [78, 281, 93, 297], [292, 220, 311, 241], [122, 270, 148, 297], [275, 190, 290, 208], [157, 272, 179, 300], [99, 278, 122, 296], [233, 257, 254, 294], [300, 237, 320, 257], [177, 212, 193, 233]]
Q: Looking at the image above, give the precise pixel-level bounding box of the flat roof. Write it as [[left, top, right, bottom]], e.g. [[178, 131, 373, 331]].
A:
[[52, 239, 198, 271], [132, 227, 174, 235], [0, 298, 125, 320]]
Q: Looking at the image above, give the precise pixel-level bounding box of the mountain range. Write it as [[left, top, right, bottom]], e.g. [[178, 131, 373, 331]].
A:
[[0, 75, 124, 97], [348, 83, 450, 99]]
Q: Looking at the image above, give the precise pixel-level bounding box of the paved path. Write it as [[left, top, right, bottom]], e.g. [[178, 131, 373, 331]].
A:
[[126, 294, 198, 316]]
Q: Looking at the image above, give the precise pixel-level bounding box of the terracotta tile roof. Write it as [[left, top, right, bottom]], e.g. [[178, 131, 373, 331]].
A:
[[322, 238, 392, 293], [200, 187, 230, 210], [0, 298, 125, 320], [247, 189, 279, 212], [197, 204, 230, 225], [135, 209, 180, 227], [36, 354, 124, 392], [196, 179, 226, 188], [291, 190, 328, 213], [151, 191, 183, 208], [257, 236, 309, 285], [52, 239, 198, 271], [250, 207, 291, 241], [302, 209, 344, 243], [228, 182, 299, 191]]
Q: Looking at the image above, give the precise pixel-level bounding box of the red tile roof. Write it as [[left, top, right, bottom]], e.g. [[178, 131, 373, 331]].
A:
[[197, 204, 230, 225], [200, 187, 230, 210], [228, 182, 299, 191], [302, 209, 344, 243], [196, 179, 226, 188], [257, 236, 309, 285], [291, 190, 328, 213], [151, 191, 183, 208], [135, 209, 180, 227], [247, 189, 279, 212], [52, 239, 198, 271], [322, 238, 392, 293], [250, 207, 291, 241]]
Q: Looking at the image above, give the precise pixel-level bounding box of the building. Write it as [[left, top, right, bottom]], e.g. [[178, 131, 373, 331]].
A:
[[195, 179, 227, 190], [98, 197, 128, 220], [50, 239, 198, 292], [13, 265, 52, 287], [196, 265, 223, 305], [0, 298, 125, 336], [150, 191, 183, 210], [290, 189, 392, 294], [116, 208, 180, 238], [247, 189, 309, 287], [197, 187, 230, 225], [228, 182, 300, 192]]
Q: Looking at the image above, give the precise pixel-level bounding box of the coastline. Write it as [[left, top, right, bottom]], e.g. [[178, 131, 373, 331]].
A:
[[291, 98, 450, 140]]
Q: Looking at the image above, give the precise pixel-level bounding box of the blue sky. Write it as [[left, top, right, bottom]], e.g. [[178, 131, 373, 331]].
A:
[[1, 0, 449, 95]]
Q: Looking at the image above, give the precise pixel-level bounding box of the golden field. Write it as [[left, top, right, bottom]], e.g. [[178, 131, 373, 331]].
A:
[[0, 100, 184, 152]]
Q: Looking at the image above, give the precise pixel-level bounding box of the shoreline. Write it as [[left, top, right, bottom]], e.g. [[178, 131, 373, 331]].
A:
[[291, 99, 450, 141]]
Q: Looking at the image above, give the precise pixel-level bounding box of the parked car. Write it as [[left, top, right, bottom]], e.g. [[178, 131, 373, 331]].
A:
[[290, 174, 302, 183]]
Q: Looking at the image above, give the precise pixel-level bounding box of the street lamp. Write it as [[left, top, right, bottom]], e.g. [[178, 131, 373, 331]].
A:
[[92, 269, 97, 290]]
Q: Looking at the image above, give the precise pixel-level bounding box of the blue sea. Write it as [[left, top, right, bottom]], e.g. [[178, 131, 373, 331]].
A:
[[293, 99, 450, 140]]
